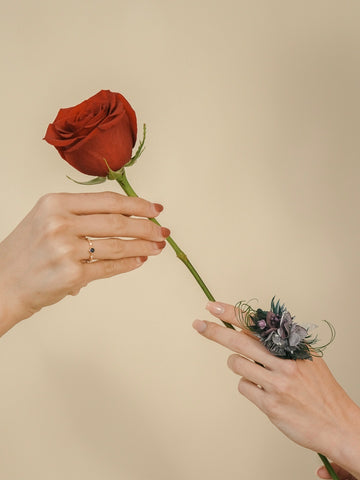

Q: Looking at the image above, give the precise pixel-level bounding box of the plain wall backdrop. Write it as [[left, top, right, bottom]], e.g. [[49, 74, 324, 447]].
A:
[[0, 1, 359, 479]]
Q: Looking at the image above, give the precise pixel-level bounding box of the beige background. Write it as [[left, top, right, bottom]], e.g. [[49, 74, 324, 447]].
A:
[[0, 1, 359, 479]]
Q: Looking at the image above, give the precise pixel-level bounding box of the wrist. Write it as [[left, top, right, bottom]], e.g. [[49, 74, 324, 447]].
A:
[[0, 282, 29, 337], [325, 402, 360, 478], [0, 300, 19, 337]]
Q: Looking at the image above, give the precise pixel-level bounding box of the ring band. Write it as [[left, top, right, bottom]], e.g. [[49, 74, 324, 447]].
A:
[[85, 237, 96, 263]]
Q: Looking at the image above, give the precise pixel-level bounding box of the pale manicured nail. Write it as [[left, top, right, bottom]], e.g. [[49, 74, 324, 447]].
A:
[[206, 302, 225, 315], [193, 320, 207, 333]]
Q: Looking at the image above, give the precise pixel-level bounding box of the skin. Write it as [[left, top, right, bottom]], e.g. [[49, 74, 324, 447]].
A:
[[193, 301, 360, 479], [0, 191, 169, 336], [1, 194, 357, 478]]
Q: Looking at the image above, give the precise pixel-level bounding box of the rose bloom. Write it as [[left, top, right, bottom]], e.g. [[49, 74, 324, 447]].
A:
[[44, 90, 137, 177]]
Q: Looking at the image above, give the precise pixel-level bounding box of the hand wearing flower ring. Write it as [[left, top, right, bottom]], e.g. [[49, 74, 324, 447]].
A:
[[193, 302, 360, 480], [0, 191, 169, 337]]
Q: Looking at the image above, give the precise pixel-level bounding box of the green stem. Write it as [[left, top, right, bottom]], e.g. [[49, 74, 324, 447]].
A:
[[115, 171, 234, 330], [116, 170, 338, 480], [318, 454, 339, 480]]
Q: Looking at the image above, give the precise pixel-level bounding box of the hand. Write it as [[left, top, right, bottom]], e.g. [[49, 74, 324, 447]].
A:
[[0, 192, 168, 335], [192, 301, 360, 479], [317, 462, 357, 480]]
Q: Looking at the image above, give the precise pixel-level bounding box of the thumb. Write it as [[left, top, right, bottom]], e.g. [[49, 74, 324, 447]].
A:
[[317, 463, 355, 479], [317, 465, 332, 479]]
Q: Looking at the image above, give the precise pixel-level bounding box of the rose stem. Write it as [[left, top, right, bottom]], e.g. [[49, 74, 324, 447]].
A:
[[317, 454, 339, 480], [115, 170, 234, 330], [116, 170, 338, 480]]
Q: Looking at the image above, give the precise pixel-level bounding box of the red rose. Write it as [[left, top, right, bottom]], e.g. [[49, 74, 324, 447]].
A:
[[44, 90, 137, 177]]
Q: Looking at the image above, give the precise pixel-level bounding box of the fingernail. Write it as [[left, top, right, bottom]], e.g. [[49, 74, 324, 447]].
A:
[[155, 241, 166, 250], [139, 256, 148, 263], [154, 203, 164, 213], [193, 320, 207, 333], [206, 302, 225, 315], [161, 227, 171, 238]]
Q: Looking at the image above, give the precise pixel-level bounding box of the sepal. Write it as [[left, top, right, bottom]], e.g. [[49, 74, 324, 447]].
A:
[[101, 158, 125, 181], [124, 123, 146, 168], [66, 175, 107, 185]]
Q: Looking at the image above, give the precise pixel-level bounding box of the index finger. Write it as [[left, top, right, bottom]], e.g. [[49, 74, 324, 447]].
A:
[[206, 301, 250, 329], [59, 192, 163, 217]]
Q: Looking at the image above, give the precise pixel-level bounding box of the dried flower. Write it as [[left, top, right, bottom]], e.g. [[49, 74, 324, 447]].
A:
[[236, 297, 335, 360]]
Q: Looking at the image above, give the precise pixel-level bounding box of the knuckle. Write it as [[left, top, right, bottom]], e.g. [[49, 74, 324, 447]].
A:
[[270, 374, 293, 397], [262, 397, 280, 417], [110, 238, 125, 256], [227, 333, 242, 352], [227, 354, 239, 371], [37, 193, 62, 213], [273, 378, 290, 395], [138, 197, 152, 213], [57, 241, 77, 258], [237, 378, 245, 393], [204, 322, 218, 339], [110, 214, 126, 232], [237, 377, 250, 395], [142, 220, 156, 238], [102, 191, 124, 209], [281, 360, 298, 376], [44, 214, 69, 237]]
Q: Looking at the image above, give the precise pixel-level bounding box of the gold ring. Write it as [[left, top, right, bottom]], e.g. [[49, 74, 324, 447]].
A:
[[85, 237, 96, 263]]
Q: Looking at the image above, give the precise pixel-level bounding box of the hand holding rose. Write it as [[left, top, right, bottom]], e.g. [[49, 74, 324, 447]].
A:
[[193, 302, 360, 479], [44, 90, 233, 326], [0, 191, 168, 336]]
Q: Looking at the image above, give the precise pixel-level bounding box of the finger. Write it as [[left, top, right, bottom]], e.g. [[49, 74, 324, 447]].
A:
[[192, 320, 277, 368], [79, 238, 166, 261], [206, 301, 242, 327], [75, 214, 170, 241], [84, 256, 148, 281], [237, 377, 266, 410], [61, 192, 164, 217], [227, 354, 272, 389]]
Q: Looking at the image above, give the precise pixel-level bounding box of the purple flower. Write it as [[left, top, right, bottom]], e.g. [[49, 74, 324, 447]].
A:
[[288, 324, 308, 347], [258, 319, 267, 329], [250, 304, 312, 359], [278, 311, 308, 348], [266, 311, 280, 329]]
